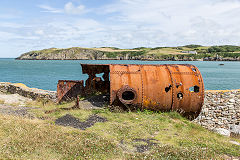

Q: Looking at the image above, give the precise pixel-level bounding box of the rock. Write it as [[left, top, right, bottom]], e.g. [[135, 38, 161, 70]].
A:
[[230, 125, 240, 138], [229, 99, 235, 103], [228, 104, 234, 109], [202, 108, 208, 113], [213, 128, 230, 137], [0, 82, 56, 101], [229, 141, 240, 146]]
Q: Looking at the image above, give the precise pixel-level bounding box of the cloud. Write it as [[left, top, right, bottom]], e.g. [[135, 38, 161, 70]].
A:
[[98, 0, 240, 47], [0, 22, 30, 28], [0, 31, 38, 40], [38, 5, 62, 13], [64, 2, 87, 15], [35, 30, 44, 35], [38, 2, 88, 15], [2, 0, 240, 58]]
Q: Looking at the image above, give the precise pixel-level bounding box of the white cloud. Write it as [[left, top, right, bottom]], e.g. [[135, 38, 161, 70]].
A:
[[35, 30, 44, 35], [38, 2, 88, 15], [0, 31, 38, 40], [0, 31, 22, 39], [98, 0, 240, 47], [0, 22, 30, 28], [2, 0, 240, 58], [64, 2, 87, 15], [38, 5, 62, 13]]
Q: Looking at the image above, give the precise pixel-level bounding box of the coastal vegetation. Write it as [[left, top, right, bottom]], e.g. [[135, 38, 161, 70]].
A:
[[16, 45, 240, 61], [0, 84, 239, 159], [0, 99, 239, 159]]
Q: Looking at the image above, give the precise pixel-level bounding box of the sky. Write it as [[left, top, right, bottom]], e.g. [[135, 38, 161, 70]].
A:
[[0, 0, 240, 58]]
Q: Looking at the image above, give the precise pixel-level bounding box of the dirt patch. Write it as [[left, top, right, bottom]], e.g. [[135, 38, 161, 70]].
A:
[[45, 94, 109, 114], [79, 94, 110, 109], [0, 92, 32, 106], [119, 138, 159, 153], [133, 138, 159, 153], [55, 114, 107, 130]]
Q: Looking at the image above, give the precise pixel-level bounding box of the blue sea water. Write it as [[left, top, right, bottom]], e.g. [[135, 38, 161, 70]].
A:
[[0, 58, 239, 91]]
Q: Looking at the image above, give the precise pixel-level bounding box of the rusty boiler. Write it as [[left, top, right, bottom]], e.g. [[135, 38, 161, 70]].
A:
[[57, 64, 204, 118]]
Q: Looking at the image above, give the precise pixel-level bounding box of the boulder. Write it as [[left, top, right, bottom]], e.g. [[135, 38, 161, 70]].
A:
[[230, 125, 240, 138], [213, 128, 230, 137]]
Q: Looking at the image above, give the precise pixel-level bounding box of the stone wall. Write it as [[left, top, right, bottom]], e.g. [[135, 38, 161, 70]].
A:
[[0, 82, 56, 101], [193, 89, 240, 136]]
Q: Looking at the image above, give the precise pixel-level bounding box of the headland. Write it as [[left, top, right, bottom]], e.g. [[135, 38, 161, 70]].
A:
[[16, 45, 240, 61]]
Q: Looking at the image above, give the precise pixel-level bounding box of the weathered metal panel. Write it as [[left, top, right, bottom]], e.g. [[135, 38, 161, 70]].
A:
[[166, 64, 204, 117], [141, 65, 173, 111], [110, 65, 142, 106], [57, 80, 84, 103]]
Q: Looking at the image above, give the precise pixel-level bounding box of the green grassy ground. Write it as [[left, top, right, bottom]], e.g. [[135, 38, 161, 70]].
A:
[[0, 101, 239, 159]]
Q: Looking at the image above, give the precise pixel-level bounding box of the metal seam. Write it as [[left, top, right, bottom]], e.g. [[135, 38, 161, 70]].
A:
[[140, 66, 144, 109], [171, 72, 199, 75], [165, 65, 174, 111], [110, 66, 113, 104], [110, 71, 140, 74]]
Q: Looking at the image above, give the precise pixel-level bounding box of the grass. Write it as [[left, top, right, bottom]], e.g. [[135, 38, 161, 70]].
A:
[[148, 47, 184, 56], [92, 47, 139, 52], [0, 115, 119, 159], [0, 100, 239, 159], [0, 100, 4, 104]]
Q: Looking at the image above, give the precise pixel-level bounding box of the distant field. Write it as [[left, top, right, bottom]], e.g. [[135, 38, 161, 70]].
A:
[[92, 47, 139, 52], [147, 48, 184, 55]]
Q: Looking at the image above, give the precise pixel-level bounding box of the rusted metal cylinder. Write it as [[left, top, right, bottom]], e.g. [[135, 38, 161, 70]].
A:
[[57, 64, 204, 119], [109, 64, 204, 118]]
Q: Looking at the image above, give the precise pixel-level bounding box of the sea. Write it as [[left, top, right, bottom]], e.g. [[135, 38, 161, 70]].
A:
[[0, 58, 239, 91]]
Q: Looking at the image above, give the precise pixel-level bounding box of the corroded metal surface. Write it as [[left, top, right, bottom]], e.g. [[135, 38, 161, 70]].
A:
[[110, 64, 204, 118], [57, 80, 84, 103], [57, 64, 204, 118]]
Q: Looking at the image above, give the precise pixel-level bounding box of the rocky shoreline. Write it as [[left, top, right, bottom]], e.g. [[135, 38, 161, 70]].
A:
[[0, 82, 239, 137], [16, 58, 240, 61]]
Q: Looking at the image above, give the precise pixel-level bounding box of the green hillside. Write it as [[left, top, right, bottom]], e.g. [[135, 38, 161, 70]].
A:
[[16, 45, 240, 61]]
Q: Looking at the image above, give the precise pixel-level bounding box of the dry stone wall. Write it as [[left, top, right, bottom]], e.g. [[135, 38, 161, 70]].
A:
[[193, 89, 240, 136], [0, 82, 56, 101]]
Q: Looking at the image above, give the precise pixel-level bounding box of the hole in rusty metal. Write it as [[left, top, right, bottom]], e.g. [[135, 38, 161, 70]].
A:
[[122, 91, 135, 100], [177, 92, 183, 100], [189, 86, 200, 93], [192, 68, 196, 72], [165, 85, 172, 93], [176, 82, 182, 88], [96, 73, 104, 81]]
